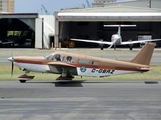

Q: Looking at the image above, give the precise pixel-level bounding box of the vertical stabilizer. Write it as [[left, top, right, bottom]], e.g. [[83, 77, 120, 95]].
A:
[[130, 43, 155, 65], [117, 25, 121, 36]]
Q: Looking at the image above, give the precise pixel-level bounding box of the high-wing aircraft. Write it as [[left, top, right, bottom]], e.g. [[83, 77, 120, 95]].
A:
[[71, 25, 161, 50], [8, 43, 155, 83]]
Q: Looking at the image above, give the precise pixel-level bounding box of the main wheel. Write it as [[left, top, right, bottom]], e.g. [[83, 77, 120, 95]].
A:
[[129, 45, 133, 50], [19, 80, 26, 83]]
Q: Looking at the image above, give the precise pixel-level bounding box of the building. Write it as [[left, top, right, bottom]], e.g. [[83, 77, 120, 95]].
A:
[[0, 0, 14, 12], [103, 0, 160, 9], [54, 0, 161, 48], [92, 0, 116, 7], [1, 0, 161, 49]]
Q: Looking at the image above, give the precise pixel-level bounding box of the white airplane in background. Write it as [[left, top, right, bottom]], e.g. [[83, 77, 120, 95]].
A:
[[71, 25, 161, 50]]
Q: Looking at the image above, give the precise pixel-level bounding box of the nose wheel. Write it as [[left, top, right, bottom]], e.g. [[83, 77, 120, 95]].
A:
[[19, 80, 27, 83], [18, 74, 35, 83]]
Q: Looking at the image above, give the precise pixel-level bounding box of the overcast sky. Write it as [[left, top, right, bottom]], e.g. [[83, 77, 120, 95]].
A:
[[15, 0, 126, 14]]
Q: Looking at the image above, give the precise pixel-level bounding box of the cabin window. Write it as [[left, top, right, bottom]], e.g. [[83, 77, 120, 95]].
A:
[[78, 59, 89, 64], [52, 54, 64, 61], [66, 56, 74, 63], [91, 61, 98, 65]]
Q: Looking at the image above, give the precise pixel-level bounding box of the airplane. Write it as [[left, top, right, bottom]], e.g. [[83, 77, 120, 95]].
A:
[[70, 25, 161, 50], [0, 40, 14, 47], [0, 30, 33, 47], [7, 43, 155, 83]]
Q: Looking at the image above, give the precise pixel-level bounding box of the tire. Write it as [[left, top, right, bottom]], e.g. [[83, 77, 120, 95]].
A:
[[19, 80, 26, 83]]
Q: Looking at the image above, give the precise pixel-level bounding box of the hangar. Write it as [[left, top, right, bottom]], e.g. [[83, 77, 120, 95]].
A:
[[0, 13, 38, 48], [54, 3, 161, 48], [0, 13, 55, 49]]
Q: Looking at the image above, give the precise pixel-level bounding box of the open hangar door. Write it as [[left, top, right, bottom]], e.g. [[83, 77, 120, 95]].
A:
[[60, 21, 161, 48], [59, 21, 98, 48], [0, 18, 35, 48]]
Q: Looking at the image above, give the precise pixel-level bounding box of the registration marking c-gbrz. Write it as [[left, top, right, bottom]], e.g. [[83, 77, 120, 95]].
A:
[[91, 68, 115, 74]]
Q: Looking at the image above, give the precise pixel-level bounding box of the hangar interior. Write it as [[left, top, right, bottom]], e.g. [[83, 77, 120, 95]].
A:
[[0, 13, 38, 48], [59, 21, 161, 48]]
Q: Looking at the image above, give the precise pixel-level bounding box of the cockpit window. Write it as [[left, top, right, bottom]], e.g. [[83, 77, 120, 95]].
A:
[[52, 54, 64, 61], [44, 53, 64, 61], [54, 54, 61, 61]]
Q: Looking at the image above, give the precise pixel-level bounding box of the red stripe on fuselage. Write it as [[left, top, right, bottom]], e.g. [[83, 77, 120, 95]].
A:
[[14, 59, 141, 72]]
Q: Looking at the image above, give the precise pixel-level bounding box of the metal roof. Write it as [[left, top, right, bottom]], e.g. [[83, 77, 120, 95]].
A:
[[57, 5, 161, 13], [0, 13, 38, 19], [55, 5, 161, 22]]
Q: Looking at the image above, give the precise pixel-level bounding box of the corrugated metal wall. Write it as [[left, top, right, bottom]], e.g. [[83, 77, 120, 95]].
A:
[[35, 15, 55, 49], [35, 18, 43, 48]]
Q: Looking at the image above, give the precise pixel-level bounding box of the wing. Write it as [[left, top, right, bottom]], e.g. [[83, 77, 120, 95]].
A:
[[121, 39, 161, 45], [70, 38, 113, 45], [47, 62, 77, 74], [2, 41, 14, 45]]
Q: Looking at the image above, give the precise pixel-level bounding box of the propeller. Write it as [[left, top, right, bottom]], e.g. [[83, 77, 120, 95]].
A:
[[7, 56, 14, 76], [108, 43, 114, 49], [108, 39, 118, 49], [11, 59, 14, 76]]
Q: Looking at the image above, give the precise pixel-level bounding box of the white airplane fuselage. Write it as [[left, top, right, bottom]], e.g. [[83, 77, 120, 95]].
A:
[[111, 34, 122, 45]]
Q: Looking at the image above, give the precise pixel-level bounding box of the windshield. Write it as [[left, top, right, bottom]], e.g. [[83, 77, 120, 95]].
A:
[[44, 53, 53, 60]]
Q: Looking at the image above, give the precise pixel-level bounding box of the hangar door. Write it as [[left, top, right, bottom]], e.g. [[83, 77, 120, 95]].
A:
[[0, 18, 35, 48], [59, 21, 161, 48]]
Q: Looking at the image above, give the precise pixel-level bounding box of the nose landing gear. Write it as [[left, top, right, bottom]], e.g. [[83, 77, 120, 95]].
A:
[[18, 74, 35, 83]]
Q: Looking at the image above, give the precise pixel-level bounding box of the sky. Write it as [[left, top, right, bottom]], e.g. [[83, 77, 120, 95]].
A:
[[15, 0, 125, 14]]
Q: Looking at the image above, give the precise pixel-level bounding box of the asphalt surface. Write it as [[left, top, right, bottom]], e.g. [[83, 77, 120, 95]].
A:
[[0, 80, 161, 120]]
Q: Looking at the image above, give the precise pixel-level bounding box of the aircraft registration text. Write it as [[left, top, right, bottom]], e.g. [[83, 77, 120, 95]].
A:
[[91, 68, 115, 74]]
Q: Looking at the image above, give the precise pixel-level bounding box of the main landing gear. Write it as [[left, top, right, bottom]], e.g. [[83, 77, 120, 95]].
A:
[[56, 68, 74, 82], [56, 75, 74, 82]]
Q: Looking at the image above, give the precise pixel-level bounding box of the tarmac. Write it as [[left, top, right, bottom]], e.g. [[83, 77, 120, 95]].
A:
[[0, 80, 160, 120]]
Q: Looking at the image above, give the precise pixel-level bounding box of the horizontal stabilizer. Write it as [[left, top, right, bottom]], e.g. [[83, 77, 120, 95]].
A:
[[137, 67, 151, 71], [104, 25, 136, 27]]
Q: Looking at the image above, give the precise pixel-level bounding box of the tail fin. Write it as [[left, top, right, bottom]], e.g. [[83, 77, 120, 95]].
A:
[[130, 43, 155, 65], [117, 25, 121, 36]]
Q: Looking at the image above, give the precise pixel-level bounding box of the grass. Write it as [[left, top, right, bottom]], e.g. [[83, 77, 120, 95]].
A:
[[1, 48, 161, 55], [1, 64, 161, 81]]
